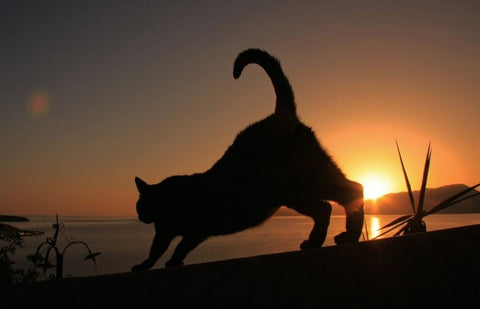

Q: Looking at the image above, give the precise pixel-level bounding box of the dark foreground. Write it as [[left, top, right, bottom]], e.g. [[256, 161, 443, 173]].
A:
[[4, 224, 480, 308]]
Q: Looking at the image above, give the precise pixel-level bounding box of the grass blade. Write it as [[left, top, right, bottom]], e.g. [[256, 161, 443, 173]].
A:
[[416, 142, 432, 216], [396, 140, 416, 213]]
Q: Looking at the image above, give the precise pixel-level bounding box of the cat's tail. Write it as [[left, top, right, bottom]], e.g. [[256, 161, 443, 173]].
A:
[[233, 48, 297, 121]]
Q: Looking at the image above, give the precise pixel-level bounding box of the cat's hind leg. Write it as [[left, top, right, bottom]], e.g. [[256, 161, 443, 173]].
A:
[[165, 235, 207, 268], [331, 180, 364, 245], [289, 200, 332, 250]]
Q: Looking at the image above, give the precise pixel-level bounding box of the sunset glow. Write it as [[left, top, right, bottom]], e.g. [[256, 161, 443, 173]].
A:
[[1, 2, 479, 216], [358, 174, 393, 200]]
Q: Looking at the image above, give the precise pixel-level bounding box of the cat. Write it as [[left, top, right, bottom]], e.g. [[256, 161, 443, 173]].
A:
[[132, 48, 364, 270]]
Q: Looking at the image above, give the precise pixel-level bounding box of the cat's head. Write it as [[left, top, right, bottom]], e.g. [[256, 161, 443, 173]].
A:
[[134, 177, 158, 224], [135, 175, 186, 223], [135, 175, 188, 224]]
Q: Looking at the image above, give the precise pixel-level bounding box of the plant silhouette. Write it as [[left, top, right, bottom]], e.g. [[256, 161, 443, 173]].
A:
[[373, 141, 480, 239]]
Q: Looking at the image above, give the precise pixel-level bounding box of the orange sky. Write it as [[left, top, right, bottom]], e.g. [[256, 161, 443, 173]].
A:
[[1, 1, 479, 216]]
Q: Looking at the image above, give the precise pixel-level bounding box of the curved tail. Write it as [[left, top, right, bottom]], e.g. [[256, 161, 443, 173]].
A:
[[233, 48, 297, 120]]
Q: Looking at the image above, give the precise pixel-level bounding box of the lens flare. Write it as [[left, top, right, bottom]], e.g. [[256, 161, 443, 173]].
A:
[[27, 91, 50, 118]]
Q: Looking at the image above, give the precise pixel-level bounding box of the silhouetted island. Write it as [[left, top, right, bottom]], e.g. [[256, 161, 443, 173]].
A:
[[0, 215, 29, 222]]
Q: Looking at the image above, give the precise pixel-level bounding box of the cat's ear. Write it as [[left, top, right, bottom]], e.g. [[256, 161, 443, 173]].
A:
[[135, 177, 148, 193]]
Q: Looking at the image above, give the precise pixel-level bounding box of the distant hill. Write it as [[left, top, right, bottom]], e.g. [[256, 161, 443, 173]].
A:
[[274, 184, 480, 216], [365, 184, 480, 215]]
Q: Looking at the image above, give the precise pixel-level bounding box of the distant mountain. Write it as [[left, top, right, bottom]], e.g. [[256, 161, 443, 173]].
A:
[[273, 184, 480, 216], [365, 184, 480, 215]]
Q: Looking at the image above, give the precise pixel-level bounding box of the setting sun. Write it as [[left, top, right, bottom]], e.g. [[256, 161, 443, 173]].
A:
[[358, 173, 393, 200]]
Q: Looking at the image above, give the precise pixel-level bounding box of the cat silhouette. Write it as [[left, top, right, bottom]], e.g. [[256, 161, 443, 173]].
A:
[[132, 48, 364, 270]]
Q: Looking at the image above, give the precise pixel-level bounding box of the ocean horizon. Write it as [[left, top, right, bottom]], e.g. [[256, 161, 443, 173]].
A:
[[9, 213, 480, 280]]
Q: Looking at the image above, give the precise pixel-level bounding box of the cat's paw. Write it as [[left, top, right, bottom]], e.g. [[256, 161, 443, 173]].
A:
[[334, 231, 358, 245], [300, 239, 323, 250], [165, 259, 183, 268], [131, 264, 147, 272], [131, 260, 153, 272]]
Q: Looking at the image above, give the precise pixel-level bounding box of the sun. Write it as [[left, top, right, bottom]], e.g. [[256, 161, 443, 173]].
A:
[[358, 173, 393, 200]]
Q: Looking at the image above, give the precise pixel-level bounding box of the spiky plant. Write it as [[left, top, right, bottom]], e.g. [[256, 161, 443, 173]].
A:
[[372, 141, 480, 239]]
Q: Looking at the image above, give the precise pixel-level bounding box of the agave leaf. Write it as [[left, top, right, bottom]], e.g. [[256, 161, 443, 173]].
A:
[[378, 214, 413, 231], [429, 192, 480, 215], [446, 192, 480, 206], [396, 141, 416, 213], [424, 182, 480, 216], [372, 218, 411, 240], [427, 192, 480, 215], [393, 223, 410, 237], [416, 142, 432, 217]]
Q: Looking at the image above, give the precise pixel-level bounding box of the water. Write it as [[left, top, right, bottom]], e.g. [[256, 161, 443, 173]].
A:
[[8, 214, 480, 280]]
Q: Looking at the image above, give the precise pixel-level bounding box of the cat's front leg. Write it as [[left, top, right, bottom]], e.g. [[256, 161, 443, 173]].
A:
[[132, 232, 173, 271], [165, 235, 206, 268]]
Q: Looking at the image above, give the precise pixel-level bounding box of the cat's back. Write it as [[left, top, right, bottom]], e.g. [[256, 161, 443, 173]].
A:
[[207, 115, 336, 174], [209, 112, 346, 186], [207, 115, 289, 172]]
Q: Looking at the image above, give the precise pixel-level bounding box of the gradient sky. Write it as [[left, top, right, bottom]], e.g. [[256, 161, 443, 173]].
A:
[[1, 1, 479, 216]]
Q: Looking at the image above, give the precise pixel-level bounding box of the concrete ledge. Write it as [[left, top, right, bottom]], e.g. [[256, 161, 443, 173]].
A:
[[4, 224, 480, 308]]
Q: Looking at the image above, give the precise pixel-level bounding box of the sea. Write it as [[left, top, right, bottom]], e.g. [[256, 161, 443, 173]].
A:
[[8, 213, 480, 280]]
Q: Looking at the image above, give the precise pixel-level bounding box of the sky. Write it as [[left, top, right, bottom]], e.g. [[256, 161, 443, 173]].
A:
[[1, 1, 479, 216]]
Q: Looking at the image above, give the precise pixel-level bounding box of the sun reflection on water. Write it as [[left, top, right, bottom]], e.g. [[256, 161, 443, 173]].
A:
[[369, 216, 381, 239]]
